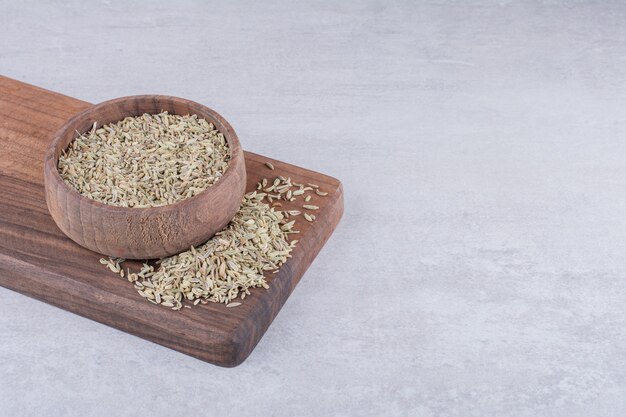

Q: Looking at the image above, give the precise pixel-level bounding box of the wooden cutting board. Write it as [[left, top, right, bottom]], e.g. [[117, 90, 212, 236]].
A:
[[0, 76, 343, 367]]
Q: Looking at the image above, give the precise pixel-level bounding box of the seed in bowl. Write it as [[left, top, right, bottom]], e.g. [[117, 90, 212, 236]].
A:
[[58, 111, 230, 207]]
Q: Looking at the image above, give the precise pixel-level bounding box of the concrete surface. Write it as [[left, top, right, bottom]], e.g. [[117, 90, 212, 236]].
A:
[[2, 1, 626, 416]]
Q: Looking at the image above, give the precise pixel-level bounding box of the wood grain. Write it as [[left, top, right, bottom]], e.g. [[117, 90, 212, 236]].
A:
[[0, 75, 344, 367], [44, 95, 247, 259]]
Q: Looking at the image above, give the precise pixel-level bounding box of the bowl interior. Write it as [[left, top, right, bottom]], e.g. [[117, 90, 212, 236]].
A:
[[53, 95, 236, 167], [49, 95, 242, 212]]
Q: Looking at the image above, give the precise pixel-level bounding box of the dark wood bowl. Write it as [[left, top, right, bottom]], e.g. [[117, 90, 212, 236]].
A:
[[44, 95, 246, 259]]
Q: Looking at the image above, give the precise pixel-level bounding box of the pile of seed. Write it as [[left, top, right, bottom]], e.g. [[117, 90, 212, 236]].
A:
[[101, 170, 328, 310], [58, 111, 230, 207]]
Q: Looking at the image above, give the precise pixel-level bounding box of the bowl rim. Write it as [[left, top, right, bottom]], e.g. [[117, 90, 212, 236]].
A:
[[44, 95, 244, 214]]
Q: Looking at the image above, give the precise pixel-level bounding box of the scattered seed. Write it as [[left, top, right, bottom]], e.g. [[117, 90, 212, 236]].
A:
[[303, 205, 319, 210], [265, 162, 275, 170], [100, 181, 300, 310]]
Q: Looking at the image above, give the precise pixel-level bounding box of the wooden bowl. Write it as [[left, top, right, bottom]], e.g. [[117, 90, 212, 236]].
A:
[[44, 96, 246, 259]]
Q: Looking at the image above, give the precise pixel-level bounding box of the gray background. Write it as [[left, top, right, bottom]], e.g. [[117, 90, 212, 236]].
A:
[[1, 1, 626, 416]]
